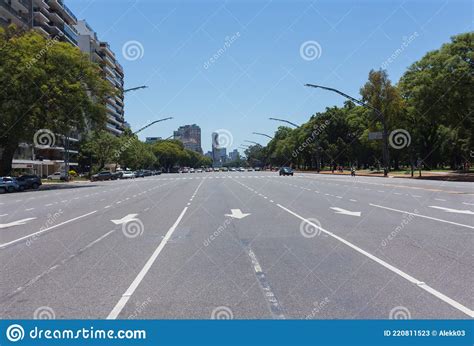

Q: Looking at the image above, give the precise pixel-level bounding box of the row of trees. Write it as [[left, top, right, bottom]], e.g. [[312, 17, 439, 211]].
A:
[[79, 130, 212, 173], [245, 33, 473, 172]]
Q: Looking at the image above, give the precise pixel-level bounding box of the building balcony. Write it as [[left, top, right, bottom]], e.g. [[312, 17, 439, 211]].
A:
[[0, 1, 28, 27], [33, 8, 49, 24], [106, 123, 123, 136], [62, 22, 78, 45], [99, 42, 115, 58], [47, 0, 77, 25]]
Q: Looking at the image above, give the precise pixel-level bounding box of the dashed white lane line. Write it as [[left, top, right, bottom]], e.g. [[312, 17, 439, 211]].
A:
[[45, 203, 53, 206], [25, 208, 35, 211], [0, 210, 98, 249], [0, 214, 7, 217], [434, 198, 446, 202], [462, 202, 474, 206], [369, 204, 474, 230], [107, 179, 205, 319], [349, 199, 357, 202], [277, 204, 474, 318]]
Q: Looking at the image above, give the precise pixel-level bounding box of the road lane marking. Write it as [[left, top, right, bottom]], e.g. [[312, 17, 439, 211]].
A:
[[107, 179, 205, 319], [0, 218, 37, 229], [277, 204, 474, 317], [0, 211, 97, 249], [369, 204, 474, 230], [429, 206, 474, 215], [462, 202, 474, 206]]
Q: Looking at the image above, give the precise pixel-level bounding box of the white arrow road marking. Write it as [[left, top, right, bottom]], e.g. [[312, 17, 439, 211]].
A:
[[225, 209, 251, 219], [429, 206, 474, 215], [0, 218, 37, 229], [111, 214, 139, 225], [330, 207, 361, 217]]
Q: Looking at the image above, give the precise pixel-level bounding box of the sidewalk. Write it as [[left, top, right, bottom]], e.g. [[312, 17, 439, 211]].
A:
[[296, 170, 474, 182]]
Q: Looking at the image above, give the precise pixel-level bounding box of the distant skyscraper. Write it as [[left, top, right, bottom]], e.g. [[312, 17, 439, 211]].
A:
[[229, 149, 239, 161], [174, 124, 202, 153]]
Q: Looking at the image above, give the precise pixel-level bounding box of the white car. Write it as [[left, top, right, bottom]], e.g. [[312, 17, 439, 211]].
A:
[[196, 169, 203, 173], [190, 168, 195, 173], [120, 171, 135, 179], [47, 172, 65, 180], [238, 167, 246, 172]]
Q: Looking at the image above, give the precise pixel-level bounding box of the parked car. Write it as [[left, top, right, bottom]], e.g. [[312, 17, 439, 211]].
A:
[[47, 172, 67, 181], [221, 167, 229, 172], [143, 170, 153, 177], [16, 174, 42, 189], [91, 171, 113, 181], [279, 167, 294, 176], [0, 177, 21, 193], [254, 167, 261, 171], [196, 168, 203, 173], [182, 168, 189, 173], [213, 168, 220, 172], [230, 168, 236, 172], [238, 167, 246, 172], [205, 168, 212, 172], [120, 171, 135, 179], [135, 170, 145, 178], [189, 168, 195, 173]]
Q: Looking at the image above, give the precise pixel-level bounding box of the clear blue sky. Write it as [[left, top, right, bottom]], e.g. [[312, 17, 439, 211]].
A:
[[68, 0, 472, 153]]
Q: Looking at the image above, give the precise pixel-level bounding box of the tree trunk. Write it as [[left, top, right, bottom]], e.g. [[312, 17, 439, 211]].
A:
[[0, 140, 19, 176]]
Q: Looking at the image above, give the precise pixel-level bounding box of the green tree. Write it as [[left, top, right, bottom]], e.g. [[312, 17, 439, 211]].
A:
[[0, 26, 111, 175], [81, 130, 120, 172]]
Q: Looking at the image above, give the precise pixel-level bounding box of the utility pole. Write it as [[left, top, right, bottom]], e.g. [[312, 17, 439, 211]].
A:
[[305, 83, 390, 177]]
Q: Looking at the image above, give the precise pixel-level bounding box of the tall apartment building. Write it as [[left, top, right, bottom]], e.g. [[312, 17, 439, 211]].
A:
[[1, 0, 79, 44], [1, 1, 125, 175], [75, 20, 125, 136], [173, 124, 202, 154]]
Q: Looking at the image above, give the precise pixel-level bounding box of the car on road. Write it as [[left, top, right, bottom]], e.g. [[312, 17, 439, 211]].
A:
[[279, 167, 294, 176], [47, 171, 67, 181], [190, 168, 195, 173], [0, 177, 21, 193], [230, 168, 236, 172], [135, 170, 145, 178], [213, 168, 220, 172], [221, 167, 229, 172], [16, 174, 42, 190], [238, 167, 246, 172], [204, 168, 211, 172], [91, 171, 113, 181], [196, 168, 203, 173], [120, 171, 135, 179], [254, 167, 261, 171]]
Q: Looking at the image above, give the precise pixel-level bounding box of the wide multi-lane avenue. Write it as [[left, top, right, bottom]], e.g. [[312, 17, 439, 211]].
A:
[[0, 172, 472, 320]]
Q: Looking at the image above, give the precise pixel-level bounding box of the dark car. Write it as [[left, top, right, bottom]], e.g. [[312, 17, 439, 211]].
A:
[[135, 170, 145, 178], [16, 174, 42, 190], [279, 167, 294, 176], [143, 170, 152, 177], [91, 171, 113, 181]]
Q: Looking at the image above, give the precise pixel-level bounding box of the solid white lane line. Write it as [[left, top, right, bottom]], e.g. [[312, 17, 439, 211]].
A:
[[277, 204, 473, 318], [369, 204, 474, 230], [107, 179, 205, 319], [463, 202, 474, 206], [0, 211, 98, 249]]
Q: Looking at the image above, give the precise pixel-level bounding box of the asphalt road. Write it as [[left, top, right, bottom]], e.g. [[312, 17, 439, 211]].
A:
[[0, 172, 473, 319]]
